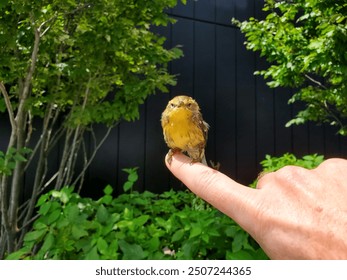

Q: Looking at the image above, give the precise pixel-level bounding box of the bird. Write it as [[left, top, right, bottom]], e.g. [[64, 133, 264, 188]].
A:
[[161, 95, 209, 165]]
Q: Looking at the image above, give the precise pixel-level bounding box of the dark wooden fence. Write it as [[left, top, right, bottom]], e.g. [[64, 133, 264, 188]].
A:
[[1, 0, 347, 198]]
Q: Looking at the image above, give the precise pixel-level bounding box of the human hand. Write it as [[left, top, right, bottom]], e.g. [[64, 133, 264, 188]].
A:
[[165, 153, 347, 259]]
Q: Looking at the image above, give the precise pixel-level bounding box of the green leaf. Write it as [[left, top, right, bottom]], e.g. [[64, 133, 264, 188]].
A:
[[123, 181, 133, 192], [115, 220, 134, 230], [5, 246, 32, 260], [96, 204, 109, 224], [118, 240, 146, 260], [226, 250, 254, 260], [147, 237, 160, 251], [171, 229, 185, 242], [40, 232, 55, 253], [33, 222, 48, 231], [51, 190, 61, 198], [189, 226, 202, 239], [65, 204, 80, 223], [85, 246, 100, 260], [128, 171, 138, 183], [103, 185, 113, 195], [71, 225, 88, 239], [133, 215, 150, 227], [123, 207, 133, 220], [36, 193, 49, 207], [13, 153, 27, 162], [24, 229, 47, 242], [38, 202, 52, 216], [201, 233, 209, 243], [180, 239, 197, 259], [101, 194, 113, 204], [60, 190, 70, 204], [108, 240, 119, 256], [232, 230, 249, 252], [253, 248, 269, 260], [97, 237, 108, 255], [47, 209, 61, 224]]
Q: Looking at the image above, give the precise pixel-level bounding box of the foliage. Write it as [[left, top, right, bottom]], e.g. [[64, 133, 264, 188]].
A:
[[0, 0, 184, 125], [250, 153, 324, 188], [0, 0, 184, 258], [260, 153, 324, 171], [0, 147, 31, 176], [6, 171, 267, 260], [233, 0, 347, 135], [122, 167, 139, 193]]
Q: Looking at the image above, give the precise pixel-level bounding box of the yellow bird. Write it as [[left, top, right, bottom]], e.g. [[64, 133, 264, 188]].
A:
[[161, 95, 209, 165]]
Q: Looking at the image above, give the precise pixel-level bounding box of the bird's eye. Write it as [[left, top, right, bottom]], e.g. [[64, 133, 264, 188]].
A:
[[187, 102, 192, 108], [170, 103, 175, 108]]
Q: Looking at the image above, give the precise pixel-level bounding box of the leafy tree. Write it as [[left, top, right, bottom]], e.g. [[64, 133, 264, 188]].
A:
[[233, 0, 347, 134], [0, 0, 184, 258]]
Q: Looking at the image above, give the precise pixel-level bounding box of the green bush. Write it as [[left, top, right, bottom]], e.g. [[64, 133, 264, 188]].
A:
[[6, 170, 266, 260]]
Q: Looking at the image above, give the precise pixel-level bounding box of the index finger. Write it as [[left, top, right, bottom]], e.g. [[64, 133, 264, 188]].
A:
[[165, 152, 260, 234]]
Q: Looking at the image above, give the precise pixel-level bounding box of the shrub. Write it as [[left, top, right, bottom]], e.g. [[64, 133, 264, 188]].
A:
[[6, 175, 266, 260]]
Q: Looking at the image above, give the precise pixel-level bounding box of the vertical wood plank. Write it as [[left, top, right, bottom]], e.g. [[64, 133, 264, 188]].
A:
[[273, 88, 293, 155], [308, 123, 325, 155], [235, 31, 257, 185], [255, 57, 275, 166], [292, 102, 309, 157], [324, 124, 341, 158], [216, 0, 236, 25], [83, 125, 119, 197], [144, 93, 172, 193], [215, 25, 237, 177], [171, 17, 194, 96], [117, 106, 146, 193], [0, 114, 10, 150], [171, 0, 194, 18], [195, 0, 216, 22]]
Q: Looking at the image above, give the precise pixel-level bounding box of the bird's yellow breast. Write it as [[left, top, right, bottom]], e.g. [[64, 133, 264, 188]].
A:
[[163, 107, 205, 150]]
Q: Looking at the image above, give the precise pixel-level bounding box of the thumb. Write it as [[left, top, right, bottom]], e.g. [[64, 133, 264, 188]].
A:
[[165, 152, 260, 235]]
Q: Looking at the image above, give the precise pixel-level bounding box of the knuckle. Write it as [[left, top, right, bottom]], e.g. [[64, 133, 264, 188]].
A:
[[316, 158, 347, 169], [256, 165, 307, 190], [274, 165, 311, 189], [256, 172, 274, 189], [275, 165, 302, 180]]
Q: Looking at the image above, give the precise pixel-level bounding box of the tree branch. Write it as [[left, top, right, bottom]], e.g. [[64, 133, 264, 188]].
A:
[[323, 101, 344, 129], [0, 82, 17, 131], [74, 125, 115, 192], [304, 74, 327, 90], [54, 128, 74, 190], [7, 16, 45, 250]]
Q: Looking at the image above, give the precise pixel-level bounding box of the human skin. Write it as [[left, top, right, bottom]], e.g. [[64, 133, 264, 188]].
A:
[[165, 153, 347, 259]]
